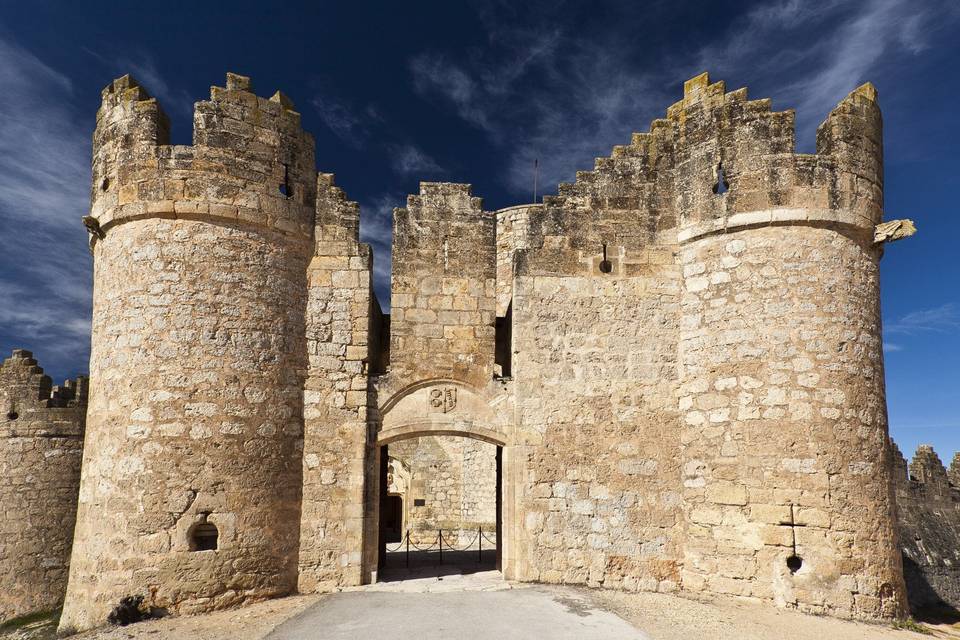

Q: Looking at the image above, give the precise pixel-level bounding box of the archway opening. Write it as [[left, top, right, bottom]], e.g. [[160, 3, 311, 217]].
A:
[[377, 434, 502, 582]]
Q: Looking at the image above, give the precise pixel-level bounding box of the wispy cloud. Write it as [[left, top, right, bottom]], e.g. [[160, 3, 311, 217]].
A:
[[359, 193, 402, 308], [410, 54, 493, 131], [0, 34, 93, 379], [391, 144, 444, 177], [409, 24, 664, 196], [887, 303, 960, 335], [313, 94, 368, 146], [883, 342, 903, 353], [407, 0, 958, 196], [696, 0, 958, 148]]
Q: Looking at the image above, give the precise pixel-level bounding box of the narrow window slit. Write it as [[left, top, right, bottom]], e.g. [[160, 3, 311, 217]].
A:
[[279, 164, 293, 198], [713, 162, 730, 194], [599, 243, 612, 274]]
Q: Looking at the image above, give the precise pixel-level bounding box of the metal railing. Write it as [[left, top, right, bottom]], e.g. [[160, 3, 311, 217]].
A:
[[384, 527, 498, 566]]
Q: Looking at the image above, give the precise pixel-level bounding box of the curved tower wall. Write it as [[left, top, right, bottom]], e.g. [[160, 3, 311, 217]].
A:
[[60, 74, 315, 632], [0, 350, 87, 622], [674, 75, 904, 617]]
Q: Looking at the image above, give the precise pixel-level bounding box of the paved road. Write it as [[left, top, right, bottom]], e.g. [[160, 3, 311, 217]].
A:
[[266, 584, 649, 639]]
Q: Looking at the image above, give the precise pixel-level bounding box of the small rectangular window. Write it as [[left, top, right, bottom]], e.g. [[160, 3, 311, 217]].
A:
[[414, 498, 426, 507]]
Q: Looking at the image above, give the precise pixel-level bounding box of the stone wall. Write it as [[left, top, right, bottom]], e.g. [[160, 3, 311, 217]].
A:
[[60, 74, 314, 633], [389, 436, 497, 545], [501, 73, 904, 617], [494, 204, 535, 318], [893, 443, 960, 614], [388, 183, 496, 389], [511, 268, 682, 591], [298, 174, 379, 591], [0, 350, 87, 622]]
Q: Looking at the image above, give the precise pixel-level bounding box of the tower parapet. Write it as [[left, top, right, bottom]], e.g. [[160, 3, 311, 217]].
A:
[[0, 350, 86, 622], [60, 74, 315, 633], [89, 73, 315, 242]]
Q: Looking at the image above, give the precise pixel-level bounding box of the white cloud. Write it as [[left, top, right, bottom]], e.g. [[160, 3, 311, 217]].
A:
[[391, 144, 444, 177], [0, 35, 95, 378], [696, 0, 958, 147], [407, 0, 958, 196], [82, 47, 193, 118], [409, 28, 666, 197], [883, 342, 903, 353], [886, 303, 960, 335], [312, 94, 369, 146]]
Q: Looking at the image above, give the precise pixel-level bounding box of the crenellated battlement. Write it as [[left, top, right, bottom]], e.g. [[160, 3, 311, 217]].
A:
[[891, 440, 960, 611], [892, 441, 960, 496], [314, 172, 360, 253], [0, 349, 88, 421], [403, 182, 484, 214], [533, 72, 885, 272], [87, 72, 317, 246]]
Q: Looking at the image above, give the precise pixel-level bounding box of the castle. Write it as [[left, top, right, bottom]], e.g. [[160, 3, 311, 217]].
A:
[[0, 70, 936, 632]]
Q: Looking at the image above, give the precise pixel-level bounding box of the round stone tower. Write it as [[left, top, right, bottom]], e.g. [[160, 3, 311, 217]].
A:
[[0, 350, 87, 622], [674, 74, 906, 617], [59, 74, 316, 632]]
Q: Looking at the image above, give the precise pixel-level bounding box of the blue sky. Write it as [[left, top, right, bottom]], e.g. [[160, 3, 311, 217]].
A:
[[0, 0, 957, 464]]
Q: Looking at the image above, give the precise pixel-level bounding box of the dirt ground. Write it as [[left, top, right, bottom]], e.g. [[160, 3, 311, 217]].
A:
[[591, 589, 960, 640], [4, 587, 960, 640]]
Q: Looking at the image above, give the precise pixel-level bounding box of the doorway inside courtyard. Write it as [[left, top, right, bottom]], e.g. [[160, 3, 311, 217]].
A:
[[377, 434, 502, 582]]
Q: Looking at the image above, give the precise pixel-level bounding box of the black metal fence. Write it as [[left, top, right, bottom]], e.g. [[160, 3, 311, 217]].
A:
[[384, 527, 498, 566]]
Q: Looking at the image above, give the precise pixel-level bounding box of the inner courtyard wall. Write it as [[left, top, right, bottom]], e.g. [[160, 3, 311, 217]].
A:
[[389, 435, 497, 545]]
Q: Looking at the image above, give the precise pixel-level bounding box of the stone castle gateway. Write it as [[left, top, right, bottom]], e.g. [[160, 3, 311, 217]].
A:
[[0, 70, 924, 631]]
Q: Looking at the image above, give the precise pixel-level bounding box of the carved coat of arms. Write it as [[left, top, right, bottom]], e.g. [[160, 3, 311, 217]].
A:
[[428, 387, 457, 413]]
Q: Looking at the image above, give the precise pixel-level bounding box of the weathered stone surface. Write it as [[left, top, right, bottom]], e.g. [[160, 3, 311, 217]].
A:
[[873, 219, 917, 244]]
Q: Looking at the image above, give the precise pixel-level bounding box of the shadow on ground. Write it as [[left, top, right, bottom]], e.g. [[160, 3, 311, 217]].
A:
[[379, 549, 497, 581]]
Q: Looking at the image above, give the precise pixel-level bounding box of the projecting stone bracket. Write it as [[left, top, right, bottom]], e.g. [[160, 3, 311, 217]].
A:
[[873, 219, 917, 244], [82, 215, 105, 254]]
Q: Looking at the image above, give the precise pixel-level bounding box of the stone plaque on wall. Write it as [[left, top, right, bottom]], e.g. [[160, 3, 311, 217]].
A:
[[428, 387, 457, 413]]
